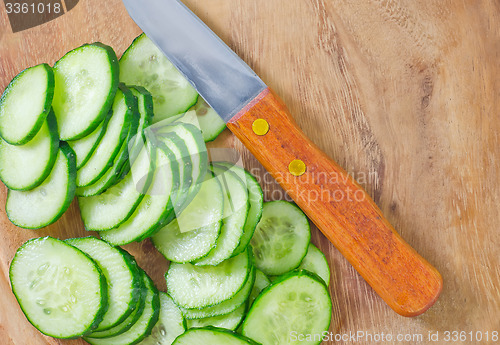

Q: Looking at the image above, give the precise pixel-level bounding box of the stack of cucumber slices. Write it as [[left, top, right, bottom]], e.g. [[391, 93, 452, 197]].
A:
[[4, 34, 333, 345]]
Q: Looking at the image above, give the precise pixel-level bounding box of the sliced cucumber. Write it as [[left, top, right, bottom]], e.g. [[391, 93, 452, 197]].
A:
[[127, 85, 154, 165], [9, 237, 108, 338], [68, 111, 112, 169], [248, 269, 271, 306], [53, 43, 119, 141], [187, 302, 246, 331], [84, 270, 160, 345], [166, 248, 252, 309], [173, 327, 259, 345], [79, 145, 154, 231], [180, 266, 255, 320], [152, 173, 223, 263], [215, 162, 263, 257], [138, 293, 186, 345], [0, 110, 58, 191], [99, 144, 178, 245], [6, 142, 76, 229], [242, 270, 332, 345], [194, 166, 249, 266], [251, 201, 310, 276], [65, 237, 143, 331], [76, 84, 134, 187], [120, 34, 198, 122], [189, 97, 226, 142], [298, 243, 331, 286], [0, 64, 54, 145]]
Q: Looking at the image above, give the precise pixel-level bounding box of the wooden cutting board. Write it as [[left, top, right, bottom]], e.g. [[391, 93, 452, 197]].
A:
[[1, 0, 499, 344]]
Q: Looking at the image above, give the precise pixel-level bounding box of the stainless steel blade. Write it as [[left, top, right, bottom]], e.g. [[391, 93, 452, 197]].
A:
[[122, 0, 267, 122]]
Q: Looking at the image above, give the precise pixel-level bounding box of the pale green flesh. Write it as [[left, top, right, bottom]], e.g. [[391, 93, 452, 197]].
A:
[[242, 272, 332, 345], [53, 44, 117, 140], [187, 302, 246, 331], [152, 175, 223, 263], [248, 269, 271, 306], [251, 201, 311, 276], [189, 97, 226, 142], [0, 64, 52, 144], [120, 34, 198, 121], [167, 249, 251, 309], [65, 238, 140, 331], [194, 167, 249, 266], [6, 146, 74, 229], [138, 293, 186, 345], [9, 237, 105, 338], [298, 243, 331, 286], [180, 267, 255, 320], [173, 328, 255, 345]]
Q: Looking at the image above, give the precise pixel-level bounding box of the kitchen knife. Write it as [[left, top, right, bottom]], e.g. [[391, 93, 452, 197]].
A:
[[121, 0, 442, 317]]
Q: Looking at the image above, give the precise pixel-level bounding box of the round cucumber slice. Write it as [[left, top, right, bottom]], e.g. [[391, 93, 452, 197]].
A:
[[173, 327, 259, 345], [187, 302, 246, 331], [9, 237, 108, 338], [298, 243, 331, 286], [242, 270, 332, 345], [0, 63, 54, 145], [251, 201, 311, 275], [188, 97, 226, 142]]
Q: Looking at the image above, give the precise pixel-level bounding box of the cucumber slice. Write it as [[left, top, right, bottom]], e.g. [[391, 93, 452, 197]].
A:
[[53, 43, 119, 141], [84, 270, 160, 345], [99, 144, 179, 245], [152, 173, 223, 263], [126, 85, 154, 165], [166, 248, 252, 309], [189, 97, 226, 142], [242, 270, 332, 345], [248, 269, 271, 306], [6, 142, 76, 229], [298, 243, 331, 286], [187, 302, 246, 331], [120, 34, 198, 122], [76, 84, 134, 187], [194, 166, 249, 266], [65, 237, 143, 331], [215, 163, 263, 257], [9, 237, 108, 338], [173, 327, 259, 345], [180, 266, 255, 320], [0, 110, 58, 191], [68, 111, 112, 169], [251, 201, 311, 276], [138, 293, 186, 345], [0, 64, 54, 145], [79, 144, 154, 231]]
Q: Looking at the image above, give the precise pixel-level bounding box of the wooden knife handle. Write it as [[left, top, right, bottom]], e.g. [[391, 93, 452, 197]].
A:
[[227, 87, 443, 317]]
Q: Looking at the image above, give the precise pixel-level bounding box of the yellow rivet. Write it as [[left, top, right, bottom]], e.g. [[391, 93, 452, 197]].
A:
[[252, 118, 269, 136], [289, 159, 306, 176]]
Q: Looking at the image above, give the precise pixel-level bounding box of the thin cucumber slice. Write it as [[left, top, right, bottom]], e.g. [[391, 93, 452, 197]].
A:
[[0, 110, 58, 191], [194, 166, 249, 266], [173, 327, 259, 345], [79, 145, 154, 231], [120, 34, 198, 122], [242, 270, 332, 345], [187, 302, 246, 331], [215, 163, 263, 257], [9, 237, 108, 338], [251, 201, 311, 276], [6, 142, 76, 229], [166, 248, 252, 309], [248, 269, 271, 306], [189, 97, 226, 142], [126, 85, 154, 166], [99, 144, 178, 245], [68, 111, 112, 169], [180, 266, 255, 320], [65, 237, 143, 331], [53, 43, 119, 141], [0, 64, 54, 145], [137, 293, 186, 345], [76, 84, 133, 187], [84, 271, 160, 345], [298, 243, 331, 286], [152, 173, 223, 263]]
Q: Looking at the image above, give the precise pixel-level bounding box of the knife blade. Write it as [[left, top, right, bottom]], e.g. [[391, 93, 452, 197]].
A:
[[122, 0, 442, 317]]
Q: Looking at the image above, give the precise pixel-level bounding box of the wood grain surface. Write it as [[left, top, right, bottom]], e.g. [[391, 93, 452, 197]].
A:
[[0, 0, 499, 344]]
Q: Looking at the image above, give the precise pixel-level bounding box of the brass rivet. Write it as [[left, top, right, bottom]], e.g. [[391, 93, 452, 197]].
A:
[[289, 159, 306, 176], [252, 118, 269, 136]]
